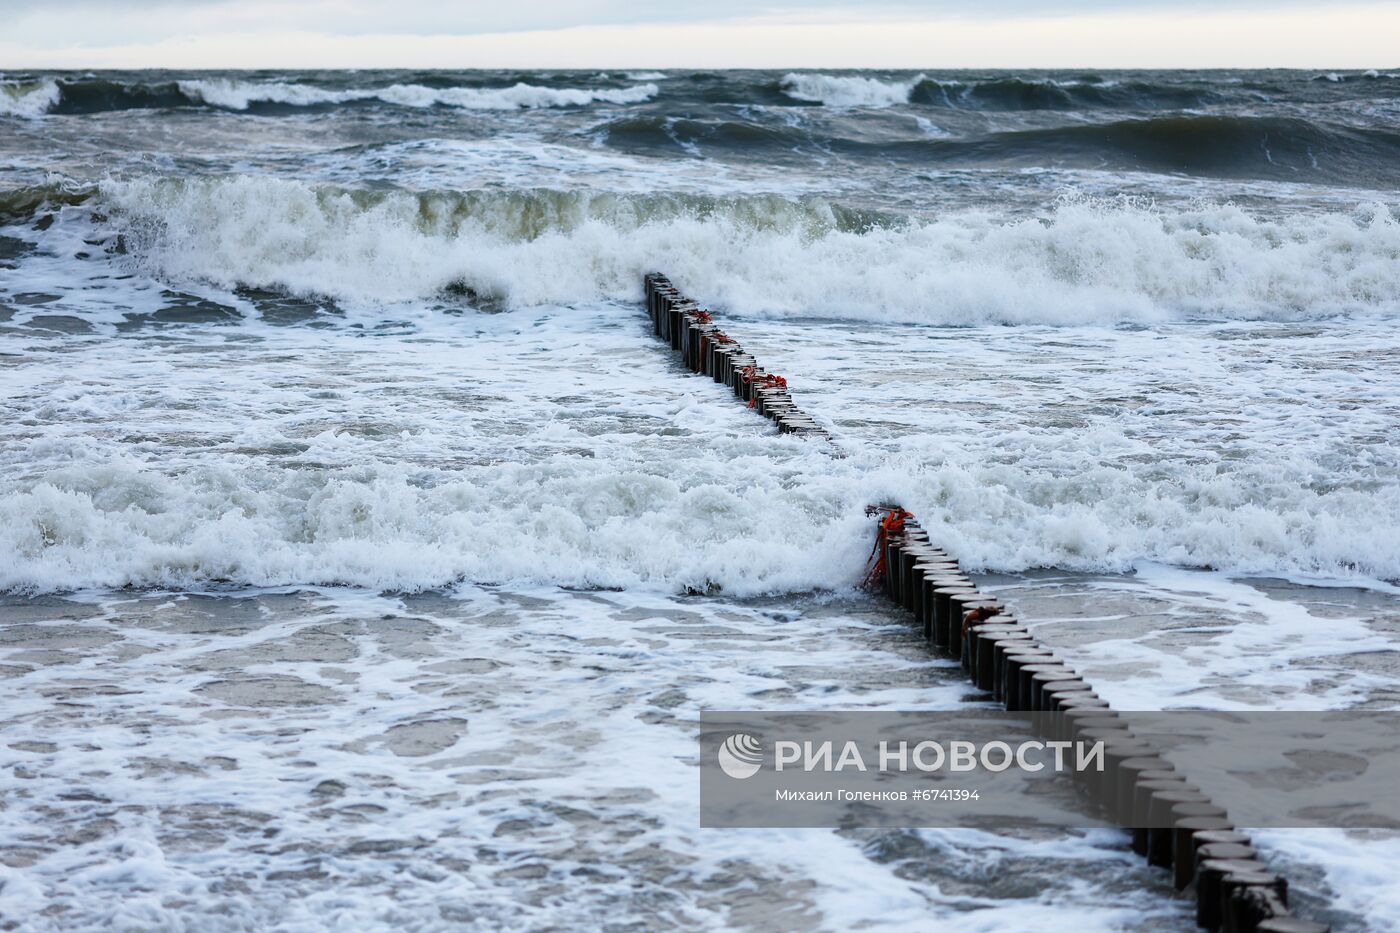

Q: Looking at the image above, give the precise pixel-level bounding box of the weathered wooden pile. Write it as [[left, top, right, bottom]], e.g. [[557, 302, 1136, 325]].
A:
[[644, 273, 834, 443], [871, 509, 1327, 933]]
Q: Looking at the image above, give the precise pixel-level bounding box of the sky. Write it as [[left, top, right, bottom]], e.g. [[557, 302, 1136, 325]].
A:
[[1, 0, 1397, 69]]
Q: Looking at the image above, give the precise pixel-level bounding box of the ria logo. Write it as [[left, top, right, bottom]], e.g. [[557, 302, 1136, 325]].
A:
[[717, 733, 764, 779]]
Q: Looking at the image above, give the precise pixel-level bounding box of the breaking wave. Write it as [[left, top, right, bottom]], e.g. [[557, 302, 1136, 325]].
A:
[[0, 78, 61, 117], [76, 176, 1400, 323], [176, 78, 659, 111], [0, 76, 659, 116], [780, 72, 923, 107]]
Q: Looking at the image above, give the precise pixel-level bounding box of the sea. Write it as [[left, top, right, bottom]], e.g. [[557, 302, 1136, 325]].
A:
[[2, 68, 1399, 931]]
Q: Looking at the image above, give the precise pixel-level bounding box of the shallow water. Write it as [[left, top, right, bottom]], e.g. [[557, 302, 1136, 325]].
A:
[[0, 588, 1191, 931], [4, 576, 1395, 930]]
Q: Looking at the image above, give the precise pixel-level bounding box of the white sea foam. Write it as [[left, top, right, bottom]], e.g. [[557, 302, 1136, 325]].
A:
[[1252, 829, 1400, 929], [176, 78, 658, 111], [780, 72, 924, 107], [984, 566, 1399, 711], [0, 78, 60, 117], [0, 584, 1186, 929], [0, 308, 866, 595], [95, 176, 1400, 323], [4, 180, 1400, 593], [2, 292, 1399, 593]]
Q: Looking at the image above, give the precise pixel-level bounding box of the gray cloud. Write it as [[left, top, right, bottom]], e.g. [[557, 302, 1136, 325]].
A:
[[0, 0, 1375, 65], [3, 0, 1363, 40]]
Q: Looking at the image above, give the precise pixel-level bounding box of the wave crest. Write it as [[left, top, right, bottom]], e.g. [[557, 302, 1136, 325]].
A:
[[176, 79, 659, 111], [74, 177, 1400, 324], [0, 181, 96, 220], [780, 73, 923, 107], [0, 78, 60, 117]]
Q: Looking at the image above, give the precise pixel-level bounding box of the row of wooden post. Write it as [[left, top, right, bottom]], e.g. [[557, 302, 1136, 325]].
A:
[[877, 512, 1328, 933], [639, 273, 1329, 931], [644, 274, 835, 443]]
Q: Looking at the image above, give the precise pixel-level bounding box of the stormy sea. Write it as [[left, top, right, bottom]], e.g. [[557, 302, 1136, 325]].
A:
[[2, 68, 1399, 930]]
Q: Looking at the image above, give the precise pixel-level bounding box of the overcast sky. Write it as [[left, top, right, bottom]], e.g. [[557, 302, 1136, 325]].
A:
[[1, 1, 1396, 69]]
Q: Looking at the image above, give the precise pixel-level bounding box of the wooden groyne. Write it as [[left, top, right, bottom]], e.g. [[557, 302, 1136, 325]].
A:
[[644, 273, 835, 445], [642, 273, 1330, 933], [870, 507, 1327, 933]]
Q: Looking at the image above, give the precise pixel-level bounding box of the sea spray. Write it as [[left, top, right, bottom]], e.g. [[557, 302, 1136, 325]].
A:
[[94, 177, 1400, 322]]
